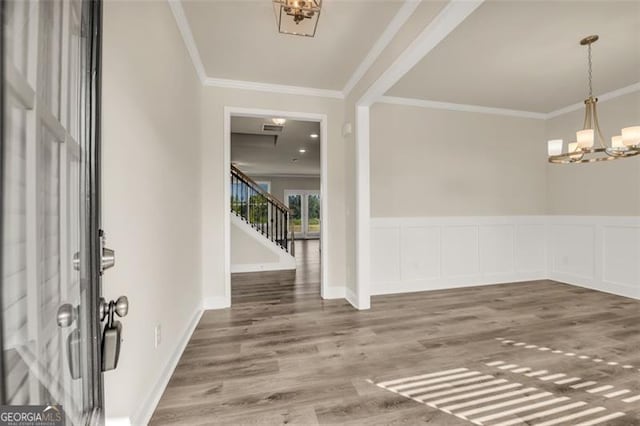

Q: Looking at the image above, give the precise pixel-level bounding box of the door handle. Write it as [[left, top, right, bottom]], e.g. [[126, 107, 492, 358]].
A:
[[57, 303, 76, 328], [101, 296, 129, 372], [57, 304, 82, 379]]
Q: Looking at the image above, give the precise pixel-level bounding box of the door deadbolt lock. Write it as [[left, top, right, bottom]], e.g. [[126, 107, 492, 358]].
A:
[[72, 230, 115, 274], [99, 230, 115, 274]]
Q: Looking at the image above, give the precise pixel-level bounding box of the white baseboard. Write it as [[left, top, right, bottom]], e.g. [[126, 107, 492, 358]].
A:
[[322, 286, 346, 299], [129, 306, 203, 426], [203, 296, 230, 310], [550, 272, 639, 300], [231, 262, 295, 273], [373, 273, 547, 296]]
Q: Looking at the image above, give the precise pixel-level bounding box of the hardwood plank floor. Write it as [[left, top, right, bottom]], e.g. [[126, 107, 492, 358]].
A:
[[151, 241, 640, 425]]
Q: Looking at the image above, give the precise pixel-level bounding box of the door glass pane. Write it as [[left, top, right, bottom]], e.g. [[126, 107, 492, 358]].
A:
[[287, 194, 302, 234], [2, 0, 99, 421], [307, 194, 320, 235]]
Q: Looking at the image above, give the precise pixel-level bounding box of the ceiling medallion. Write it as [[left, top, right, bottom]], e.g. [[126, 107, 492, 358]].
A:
[[272, 0, 322, 37], [547, 35, 640, 164]]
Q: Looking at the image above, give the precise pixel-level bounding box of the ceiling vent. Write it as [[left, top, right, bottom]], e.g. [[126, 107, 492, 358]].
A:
[[262, 124, 284, 132]]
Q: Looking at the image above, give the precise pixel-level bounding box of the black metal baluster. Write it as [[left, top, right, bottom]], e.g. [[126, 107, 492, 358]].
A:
[[284, 213, 289, 253], [268, 201, 271, 240]]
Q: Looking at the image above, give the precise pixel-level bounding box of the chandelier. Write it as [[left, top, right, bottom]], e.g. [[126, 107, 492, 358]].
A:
[[273, 0, 322, 37], [547, 35, 640, 164]]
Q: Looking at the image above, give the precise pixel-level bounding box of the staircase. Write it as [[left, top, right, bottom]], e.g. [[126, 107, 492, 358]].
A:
[[231, 164, 295, 256]]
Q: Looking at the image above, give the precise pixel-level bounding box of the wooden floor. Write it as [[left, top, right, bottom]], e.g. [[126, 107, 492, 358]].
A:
[[151, 240, 640, 425]]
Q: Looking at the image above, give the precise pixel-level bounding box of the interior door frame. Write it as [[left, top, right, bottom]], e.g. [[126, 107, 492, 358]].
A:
[[223, 107, 329, 303], [0, 0, 7, 405], [83, 0, 105, 418]]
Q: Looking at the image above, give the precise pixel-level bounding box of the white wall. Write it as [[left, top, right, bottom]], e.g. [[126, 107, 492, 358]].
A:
[[371, 216, 547, 295], [200, 87, 348, 307], [547, 216, 639, 299], [231, 215, 295, 273], [102, 1, 202, 423]]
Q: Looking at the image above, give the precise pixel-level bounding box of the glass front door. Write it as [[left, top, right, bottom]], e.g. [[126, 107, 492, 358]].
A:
[[285, 191, 320, 239], [1, 0, 103, 422]]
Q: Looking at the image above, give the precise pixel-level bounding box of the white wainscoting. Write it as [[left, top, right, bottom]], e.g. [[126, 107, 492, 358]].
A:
[[370, 217, 548, 295], [548, 216, 640, 300], [371, 216, 640, 300]]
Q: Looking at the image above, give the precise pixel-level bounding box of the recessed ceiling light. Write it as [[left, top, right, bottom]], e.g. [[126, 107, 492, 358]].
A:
[[299, 149, 306, 153], [310, 133, 319, 139], [272, 118, 286, 126]]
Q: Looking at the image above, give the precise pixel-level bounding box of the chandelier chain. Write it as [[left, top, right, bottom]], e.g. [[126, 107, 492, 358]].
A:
[[587, 43, 593, 97]]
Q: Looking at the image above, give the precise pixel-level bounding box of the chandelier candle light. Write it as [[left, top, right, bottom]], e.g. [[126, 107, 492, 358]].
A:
[[547, 35, 640, 164], [273, 0, 322, 37]]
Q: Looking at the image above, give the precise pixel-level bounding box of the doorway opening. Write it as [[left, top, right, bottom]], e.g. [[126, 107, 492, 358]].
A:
[[223, 108, 328, 306]]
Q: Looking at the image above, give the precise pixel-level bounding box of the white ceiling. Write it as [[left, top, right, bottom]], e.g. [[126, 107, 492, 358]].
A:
[[387, 0, 640, 113], [231, 117, 321, 176], [182, 0, 404, 90]]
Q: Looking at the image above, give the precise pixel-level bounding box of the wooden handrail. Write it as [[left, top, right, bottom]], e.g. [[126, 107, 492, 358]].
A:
[[231, 164, 290, 212]]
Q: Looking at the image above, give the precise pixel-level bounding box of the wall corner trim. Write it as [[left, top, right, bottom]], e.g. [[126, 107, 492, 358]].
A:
[[131, 306, 203, 425], [346, 286, 369, 310]]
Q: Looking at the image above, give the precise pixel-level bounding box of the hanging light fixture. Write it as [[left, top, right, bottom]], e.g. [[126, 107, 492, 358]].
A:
[[272, 0, 322, 37], [547, 35, 640, 164]]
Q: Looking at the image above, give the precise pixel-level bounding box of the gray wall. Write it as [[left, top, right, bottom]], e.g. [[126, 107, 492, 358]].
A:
[[370, 102, 547, 217]]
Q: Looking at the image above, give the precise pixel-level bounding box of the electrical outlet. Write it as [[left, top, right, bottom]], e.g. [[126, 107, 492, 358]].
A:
[[154, 324, 161, 348], [562, 255, 569, 266]]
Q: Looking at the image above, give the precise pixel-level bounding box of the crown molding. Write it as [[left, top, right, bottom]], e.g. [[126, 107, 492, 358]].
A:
[[546, 82, 640, 119], [204, 77, 344, 99], [378, 82, 640, 120], [378, 96, 547, 119], [342, 0, 421, 97], [167, 0, 206, 83]]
